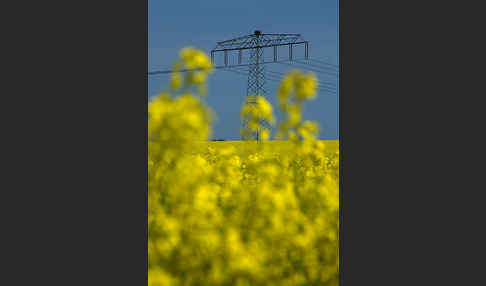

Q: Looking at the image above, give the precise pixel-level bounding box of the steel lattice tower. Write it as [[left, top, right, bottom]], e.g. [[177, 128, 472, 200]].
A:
[[211, 30, 308, 140]]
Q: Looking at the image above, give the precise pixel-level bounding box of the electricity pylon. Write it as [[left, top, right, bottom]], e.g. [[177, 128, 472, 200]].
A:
[[211, 30, 308, 140]]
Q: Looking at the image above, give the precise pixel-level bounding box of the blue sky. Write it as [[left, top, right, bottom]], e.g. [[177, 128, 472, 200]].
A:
[[148, 0, 339, 140]]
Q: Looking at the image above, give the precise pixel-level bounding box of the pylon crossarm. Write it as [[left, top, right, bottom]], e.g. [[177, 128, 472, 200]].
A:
[[216, 34, 254, 47], [212, 41, 307, 52], [214, 34, 306, 50]]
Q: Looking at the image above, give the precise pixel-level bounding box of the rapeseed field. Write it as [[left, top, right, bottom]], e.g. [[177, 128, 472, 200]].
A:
[[149, 47, 339, 286]]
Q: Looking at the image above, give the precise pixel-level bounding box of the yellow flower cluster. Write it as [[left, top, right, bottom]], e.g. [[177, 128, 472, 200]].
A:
[[240, 95, 276, 140], [149, 48, 339, 286], [278, 70, 318, 102], [170, 47, 213, 95], [277, 70, 320, 142]]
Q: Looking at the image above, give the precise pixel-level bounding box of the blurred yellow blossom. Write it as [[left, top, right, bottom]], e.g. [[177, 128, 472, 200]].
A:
[[240, 95, 275, 140]]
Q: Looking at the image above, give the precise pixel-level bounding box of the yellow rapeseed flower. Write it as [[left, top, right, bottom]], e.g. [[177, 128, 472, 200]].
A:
[[261, 128, 270, 140], [169, 72, 181, 91], [180, 47, 213, 71], [296, 73, 317, 100]]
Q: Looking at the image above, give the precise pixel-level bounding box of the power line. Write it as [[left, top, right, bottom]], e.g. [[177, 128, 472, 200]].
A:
[[147, 57, 338, 76], [263, 68, 337, 88], [295, 59, 339, 72], [231, 65, 336, 85], [148, 59, 339, 94], [223, 67, 337, 95], [148, 59, 296, 75], [228, 66, 337, 93], [282, 61, 338, 77], [222, 67, 248, 77], [307, 58, 339, 68], [276, 62, 338, 78], [294, 60, 339, 74]]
